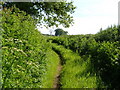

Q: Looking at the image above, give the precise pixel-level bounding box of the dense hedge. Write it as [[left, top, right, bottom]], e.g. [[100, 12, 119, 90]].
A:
[[0, 9, 2, 88], [1, 5, 120, 89], [90, 41, 120, 88], [48, 26, 120, 89], [94, 26, 119, 42], [2, 7, 59, 88]]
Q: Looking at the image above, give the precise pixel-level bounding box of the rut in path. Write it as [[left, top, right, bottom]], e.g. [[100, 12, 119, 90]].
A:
[[53, 60, 62, 88], [52, 44, 65, 88]]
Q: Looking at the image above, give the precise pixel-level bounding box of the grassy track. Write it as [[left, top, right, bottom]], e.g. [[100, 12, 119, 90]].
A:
[[40, 49, 60, 88], [52, 43, 104, 88]]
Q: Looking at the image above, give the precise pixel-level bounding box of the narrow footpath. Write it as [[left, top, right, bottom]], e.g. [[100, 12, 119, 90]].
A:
[[52, 46, 63, 88], [53, 62, 62, 88]]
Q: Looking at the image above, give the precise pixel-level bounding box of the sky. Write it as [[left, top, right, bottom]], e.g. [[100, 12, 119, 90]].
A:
[[38, 0, 120, 35]]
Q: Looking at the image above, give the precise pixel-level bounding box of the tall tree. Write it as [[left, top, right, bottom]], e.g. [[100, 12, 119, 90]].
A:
[[55, 28, 68, 36], [3, 1, 76, 28]]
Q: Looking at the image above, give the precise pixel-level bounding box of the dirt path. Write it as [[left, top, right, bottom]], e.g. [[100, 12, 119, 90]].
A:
[[53, 62, 62, 88]]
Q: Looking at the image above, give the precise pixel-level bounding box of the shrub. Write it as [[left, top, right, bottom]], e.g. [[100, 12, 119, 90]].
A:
[[2, 6, 48, 88]]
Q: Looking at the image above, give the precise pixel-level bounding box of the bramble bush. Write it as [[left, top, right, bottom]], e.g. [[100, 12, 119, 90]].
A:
[[2, 7, 55, 88], [90, 41, 120, 89]]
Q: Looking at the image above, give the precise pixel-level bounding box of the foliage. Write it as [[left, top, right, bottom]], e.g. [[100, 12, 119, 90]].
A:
[[2, 3, 120, 89], [40, 49, 60, 88], [55, 28, 68, 36], [95, 25, 119, 42], [52, 43, 104, 88], [2, 7, 60, 88], [48, 26, 120, 89], [90, 41, 120, 88], [0, 10, 2, 88], [3, 1, 76, 28]]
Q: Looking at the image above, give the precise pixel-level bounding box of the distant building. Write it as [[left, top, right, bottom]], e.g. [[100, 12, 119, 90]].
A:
[[118, 1, 120, 25]]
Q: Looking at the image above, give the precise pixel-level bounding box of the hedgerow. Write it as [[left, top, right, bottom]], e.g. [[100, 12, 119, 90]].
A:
[[48, 26, 120, 89], [2, 5, 120, 89], [2, 7, 59, 88]]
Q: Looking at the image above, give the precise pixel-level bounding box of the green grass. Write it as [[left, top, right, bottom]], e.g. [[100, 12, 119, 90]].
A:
[[41, 49, 60, 88], [52, 43, 104, 88]]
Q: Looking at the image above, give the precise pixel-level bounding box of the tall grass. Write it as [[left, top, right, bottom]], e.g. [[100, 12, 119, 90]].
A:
[[41, 49, 60, 88], [52, 43, 104, 88]]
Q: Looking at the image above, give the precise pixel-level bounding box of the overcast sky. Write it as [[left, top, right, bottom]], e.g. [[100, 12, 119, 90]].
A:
[[38, 0, 120, 35]]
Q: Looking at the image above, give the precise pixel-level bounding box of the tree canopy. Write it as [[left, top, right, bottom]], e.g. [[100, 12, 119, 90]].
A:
[[3, 1, 76, 28], [55, 28, 68, 36]]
